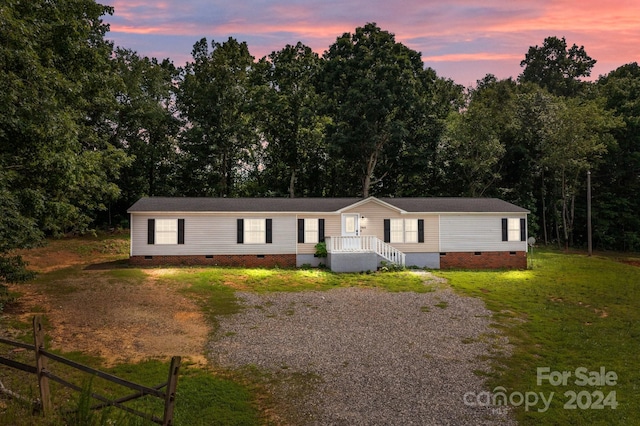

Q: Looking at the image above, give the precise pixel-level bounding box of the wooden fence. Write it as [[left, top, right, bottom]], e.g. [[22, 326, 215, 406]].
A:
[[0, 316, 180, 425]]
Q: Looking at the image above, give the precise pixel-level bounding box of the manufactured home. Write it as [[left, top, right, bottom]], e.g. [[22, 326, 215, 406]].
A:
[[127, 197, 529, 272]]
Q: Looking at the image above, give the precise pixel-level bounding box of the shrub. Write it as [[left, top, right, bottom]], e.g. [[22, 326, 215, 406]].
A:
[[314, 242, 327, 258], [378, 261, 405, 272]]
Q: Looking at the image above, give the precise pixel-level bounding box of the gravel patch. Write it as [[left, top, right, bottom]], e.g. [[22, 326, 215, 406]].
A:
[[208, 274, 514, 425]]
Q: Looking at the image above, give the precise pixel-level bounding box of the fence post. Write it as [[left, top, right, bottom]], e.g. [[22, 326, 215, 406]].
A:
[[32, 316, 51, 415], [162, 356, 181, 426]]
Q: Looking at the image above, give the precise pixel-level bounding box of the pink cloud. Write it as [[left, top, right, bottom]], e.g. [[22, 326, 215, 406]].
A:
[[423, 52, 522, 63], [101, 0, 640, 84]]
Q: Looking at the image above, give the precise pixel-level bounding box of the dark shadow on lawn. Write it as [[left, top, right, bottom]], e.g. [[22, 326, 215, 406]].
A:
[[84, 259, 131, 270]]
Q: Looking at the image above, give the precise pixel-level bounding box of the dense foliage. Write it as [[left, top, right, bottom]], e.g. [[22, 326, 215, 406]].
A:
[[1, 0, 130, 284], [2, 1, 640, 283]]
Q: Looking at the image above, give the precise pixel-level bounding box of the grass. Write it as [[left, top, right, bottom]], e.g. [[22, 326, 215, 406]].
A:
[[105, 360, 260, 426], [160, 267, 431, 293], [438, 249, 640, 425], [232, 364, 324, 424], [153, 267, 432, 335], [434, 300, 449, 309], [0, 349, 260, 425], [106, 268, 148, 284]]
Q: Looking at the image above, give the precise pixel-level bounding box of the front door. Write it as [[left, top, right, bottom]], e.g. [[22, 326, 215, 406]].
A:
[[342, 213, 360, 250]]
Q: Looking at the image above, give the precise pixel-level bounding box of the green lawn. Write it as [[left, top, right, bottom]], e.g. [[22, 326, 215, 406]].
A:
[[155, 267, 432, 333], [438, 250, 640, 425]]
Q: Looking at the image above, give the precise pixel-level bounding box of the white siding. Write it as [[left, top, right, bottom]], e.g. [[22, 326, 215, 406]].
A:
[[440, 214, 527, 252], [129, 201, 529, 257], [342, 200, 439, 252], [131, 213, 296, 256], [296, 214, 341, 254]]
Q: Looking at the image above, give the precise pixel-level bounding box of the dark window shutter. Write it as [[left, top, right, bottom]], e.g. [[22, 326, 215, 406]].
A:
[[520, 218, 526, 242], [237, 219, 244, 244], [502, 218, 508, 241], [147, 219, 155, 245], [319, 219, 325, 242], [266, 219, 273, 244], [384, 219, 391, 243], [298, 219, 305, 243], [418, 219, 425, 243], [178, 219, 185, 244]]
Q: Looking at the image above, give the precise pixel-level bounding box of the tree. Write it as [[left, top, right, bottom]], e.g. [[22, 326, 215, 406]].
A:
[[440, 101, 506, 197], [433, 75, 520, 198], [113, 49, 181, 218], [392, 70, 464, 196], [256, 43, 328, 197], [0, 0, 130, 282], [542, 97, 619, 248], [0, 173, 42, 285], [508, 87, 620, 247], [177, 38, 257, 197], [519, 36, 596, 97], [508, 85, 560, 243], [594, 63, 640, 250], [319, 23, 428, 197]]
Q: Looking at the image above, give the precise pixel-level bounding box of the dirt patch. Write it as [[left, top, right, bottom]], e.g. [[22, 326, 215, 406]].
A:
[[7, 273, 209, 367], [18, 249, 86, 274], [5, 238, 210, 367]]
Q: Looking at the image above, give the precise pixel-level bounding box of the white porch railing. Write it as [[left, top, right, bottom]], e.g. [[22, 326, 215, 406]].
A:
[[325, 236, 406, 266]]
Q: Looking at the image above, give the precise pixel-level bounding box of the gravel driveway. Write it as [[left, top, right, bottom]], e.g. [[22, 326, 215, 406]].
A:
[[208, 273, 514, 425]]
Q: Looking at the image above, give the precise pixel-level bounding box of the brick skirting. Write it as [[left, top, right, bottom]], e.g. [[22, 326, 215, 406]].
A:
[[130, 251, 525, 270], [439, 251, 527, 269], [129, 254, 296, 268]]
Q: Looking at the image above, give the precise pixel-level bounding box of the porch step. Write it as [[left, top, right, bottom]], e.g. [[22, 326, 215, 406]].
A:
[[374, 238, 406, 266]]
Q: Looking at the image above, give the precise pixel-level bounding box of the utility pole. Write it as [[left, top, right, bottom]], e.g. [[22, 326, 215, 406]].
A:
[[587, 170, 592, 256]]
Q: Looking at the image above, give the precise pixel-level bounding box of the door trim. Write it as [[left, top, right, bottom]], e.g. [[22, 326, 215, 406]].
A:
[[341, 213, 360, 237]]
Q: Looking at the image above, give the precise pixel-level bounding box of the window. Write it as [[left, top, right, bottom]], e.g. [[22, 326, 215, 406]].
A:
[[298, 218, 325, 243], [502, 218, 526, 242], [508, 218, 520, 241], [390, 219, 404, 243], [404, 219, 418, 243], [156, 219, 178, 244], [245, 219, 266, 244], [384, 218, 425, 243], [305, 219, 319, 244], [147, 219, 184, 245], [238, 219, 272, 244], [345, 215, 356, 233]]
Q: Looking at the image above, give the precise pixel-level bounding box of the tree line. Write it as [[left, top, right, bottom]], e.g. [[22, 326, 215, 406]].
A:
[[2, 0, 640, 282]]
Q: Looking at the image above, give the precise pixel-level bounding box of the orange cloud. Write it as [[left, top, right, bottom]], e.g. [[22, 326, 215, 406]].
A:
[[487, 3, 640, 34], [423, 52, 522, 63], [101, 0, 640, 84]]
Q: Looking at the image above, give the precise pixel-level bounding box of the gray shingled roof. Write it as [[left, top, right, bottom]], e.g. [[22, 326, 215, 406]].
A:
[[128, 197, 529, 213], [377, 198, 529, 213]]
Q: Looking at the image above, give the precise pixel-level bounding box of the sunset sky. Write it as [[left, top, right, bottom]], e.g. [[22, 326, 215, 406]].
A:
[[101, 0, 640, 87]]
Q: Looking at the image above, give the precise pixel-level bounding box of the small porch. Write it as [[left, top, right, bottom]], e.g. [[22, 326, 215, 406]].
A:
[[325, 236, 406, 273]]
